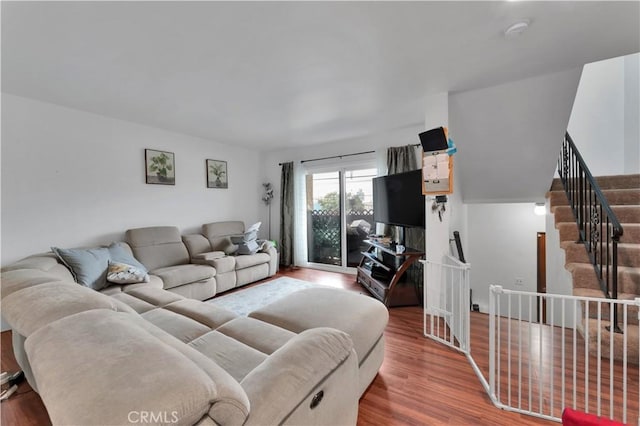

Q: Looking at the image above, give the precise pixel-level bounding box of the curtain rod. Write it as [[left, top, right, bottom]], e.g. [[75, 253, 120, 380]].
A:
[[277, 144, 420, 166], [301, 150, 375, 164]]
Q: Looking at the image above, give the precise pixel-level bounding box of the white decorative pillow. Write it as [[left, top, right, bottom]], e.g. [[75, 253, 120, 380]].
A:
[[106, 261, 150, 285]]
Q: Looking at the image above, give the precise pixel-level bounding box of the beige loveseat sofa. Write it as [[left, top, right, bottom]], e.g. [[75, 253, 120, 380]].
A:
[[182, 221, 278, 295], [1, 244, 388, 425]]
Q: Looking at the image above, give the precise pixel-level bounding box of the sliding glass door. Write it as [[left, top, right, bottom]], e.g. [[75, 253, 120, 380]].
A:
[[306, 167, 376, 269]]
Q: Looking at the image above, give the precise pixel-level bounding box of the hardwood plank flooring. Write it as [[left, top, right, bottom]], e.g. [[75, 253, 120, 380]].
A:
[[2, 267, 556, 425]]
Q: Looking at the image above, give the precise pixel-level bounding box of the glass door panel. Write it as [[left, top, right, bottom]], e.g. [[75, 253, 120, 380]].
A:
[[345, 168, 377, 267], [307, 171, 342, 266]]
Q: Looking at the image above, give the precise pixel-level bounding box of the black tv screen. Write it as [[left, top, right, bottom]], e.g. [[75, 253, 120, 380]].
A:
[[373, 169, 425, 228]]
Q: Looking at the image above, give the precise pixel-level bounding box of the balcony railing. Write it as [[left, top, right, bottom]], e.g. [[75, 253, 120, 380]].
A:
[[307, 209, 374, 266]]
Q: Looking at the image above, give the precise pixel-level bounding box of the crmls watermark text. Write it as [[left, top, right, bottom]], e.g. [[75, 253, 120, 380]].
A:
[[128, 411, 179, 424]]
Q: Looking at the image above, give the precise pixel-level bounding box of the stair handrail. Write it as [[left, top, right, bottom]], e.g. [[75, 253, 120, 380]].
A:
[[557, 132, 623, 332]]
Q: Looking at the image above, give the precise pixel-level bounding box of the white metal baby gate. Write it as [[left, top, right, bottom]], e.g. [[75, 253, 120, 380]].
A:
[[423, 257, 639, 424]]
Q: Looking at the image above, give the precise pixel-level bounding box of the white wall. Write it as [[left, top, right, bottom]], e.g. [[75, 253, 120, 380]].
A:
[[1, 94, 263, 265], [544, 197, 576, 328], [567, 54, 640, 176], [624, 54, 640, 174], [450, 68, 582, 203], [466, 203, 545, 316]]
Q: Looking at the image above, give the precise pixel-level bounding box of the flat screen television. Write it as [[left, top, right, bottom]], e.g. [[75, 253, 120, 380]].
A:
[[373, 169, 425, 228]]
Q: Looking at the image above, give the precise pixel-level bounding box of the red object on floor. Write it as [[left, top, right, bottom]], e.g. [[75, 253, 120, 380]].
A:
[[562, 408, 625, 426]]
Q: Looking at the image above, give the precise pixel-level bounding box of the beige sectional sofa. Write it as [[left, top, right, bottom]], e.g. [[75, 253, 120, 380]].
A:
[[0, 222, 388, 425]]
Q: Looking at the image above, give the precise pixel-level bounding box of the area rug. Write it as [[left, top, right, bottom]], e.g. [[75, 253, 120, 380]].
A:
[[208, 277, 323, 316]]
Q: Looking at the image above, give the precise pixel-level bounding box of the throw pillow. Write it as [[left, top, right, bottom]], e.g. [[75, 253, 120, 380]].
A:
[[51, 246, 111, 290], [106, 261, 150, 284], [107, 242, 148, 273], [219, 238, 239, 255], [236, 240, 260, 255]]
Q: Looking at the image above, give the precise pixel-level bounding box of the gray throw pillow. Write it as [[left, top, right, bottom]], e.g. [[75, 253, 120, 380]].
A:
[[51, 246, 111, 290]]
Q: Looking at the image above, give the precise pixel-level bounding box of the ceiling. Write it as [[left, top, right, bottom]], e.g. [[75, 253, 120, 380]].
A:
[[2, 1, 639, 151]]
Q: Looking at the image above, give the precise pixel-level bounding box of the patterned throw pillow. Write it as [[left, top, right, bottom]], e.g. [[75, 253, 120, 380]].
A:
[[106, 261, 150, 285], [107, 242, 148, 274]]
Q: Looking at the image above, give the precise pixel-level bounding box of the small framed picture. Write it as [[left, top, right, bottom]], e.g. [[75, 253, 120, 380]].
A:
[[145, 149, 175, 185], [207, 159, 228, 189]]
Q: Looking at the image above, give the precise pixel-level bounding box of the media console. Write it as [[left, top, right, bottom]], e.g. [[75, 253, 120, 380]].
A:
[[356, 239, 424, 307]]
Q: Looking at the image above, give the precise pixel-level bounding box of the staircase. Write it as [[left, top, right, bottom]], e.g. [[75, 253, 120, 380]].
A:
[[549, 173, 640, 362]]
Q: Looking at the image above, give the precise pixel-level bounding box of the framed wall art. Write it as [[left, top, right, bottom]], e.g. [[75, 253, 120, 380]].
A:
[[207, 159, 228, 188], [145, 149, 175, 185]]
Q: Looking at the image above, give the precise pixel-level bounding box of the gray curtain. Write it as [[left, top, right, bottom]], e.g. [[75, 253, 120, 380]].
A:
[[386, 145, 424, 302], [279, 162, 294, 267], [387, 145, 417, 175]]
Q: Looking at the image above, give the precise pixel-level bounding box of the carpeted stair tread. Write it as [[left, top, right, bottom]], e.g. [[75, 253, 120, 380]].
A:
[[574, 289, 638, 325], [555, 221, 639, 244], [584, 319, 639, 362], [551, 174, 640, 191], [555, 222, 579, 241], [573, 287, 638, 302], [568, 262, 640, 294], [548, 188, 640, 207], [574, 289, 639, 327], [553, 205, 640, 224], [561, 242, 640, 268], [619, 223, 640, 244], [618, 243, 640, 268]]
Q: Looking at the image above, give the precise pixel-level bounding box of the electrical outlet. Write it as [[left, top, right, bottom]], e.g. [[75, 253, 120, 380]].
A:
[[515, 278, 524, 286]]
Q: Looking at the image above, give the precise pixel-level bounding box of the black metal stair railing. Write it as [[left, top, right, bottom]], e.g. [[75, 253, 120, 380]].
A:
[[558, 132, 624, 333]]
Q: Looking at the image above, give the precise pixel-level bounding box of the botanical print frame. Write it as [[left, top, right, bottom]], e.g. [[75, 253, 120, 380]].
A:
[[145, 149, 175, 185], [207, 159, 228, 189]]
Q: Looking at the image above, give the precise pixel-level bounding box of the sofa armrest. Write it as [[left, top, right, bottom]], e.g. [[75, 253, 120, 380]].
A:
[[259, 243, 278, 276], [240, 327, 359, 426]]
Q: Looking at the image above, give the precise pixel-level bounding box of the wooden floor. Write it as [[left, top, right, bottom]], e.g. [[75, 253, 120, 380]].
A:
[[1, 267, 558, 425]]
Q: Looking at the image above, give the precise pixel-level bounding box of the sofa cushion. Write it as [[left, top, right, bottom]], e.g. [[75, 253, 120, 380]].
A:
[[142, 308, 212, 343], [151, 264, 216, 290], [99, 275, 164, 296], [164, 299, 237, 329], [0, 268, 70, 299], [249, 288, 389, 366], [190, 331, 268, 382], [25, 310, 228, 426], [51, 246, 110, 290], [216, 317, 295, 355], [235, 253, 270, 270], [126, 226, 190, 271], [1, 253, 73, 281], [202, 221, 244, 254], [203, 221, 245, 240], [182, 234, 212, 258], [124, 286, 185, 306], [194, 251, 226, 261], [2, 282, 122, 337], [109, 292, 158, 314]]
